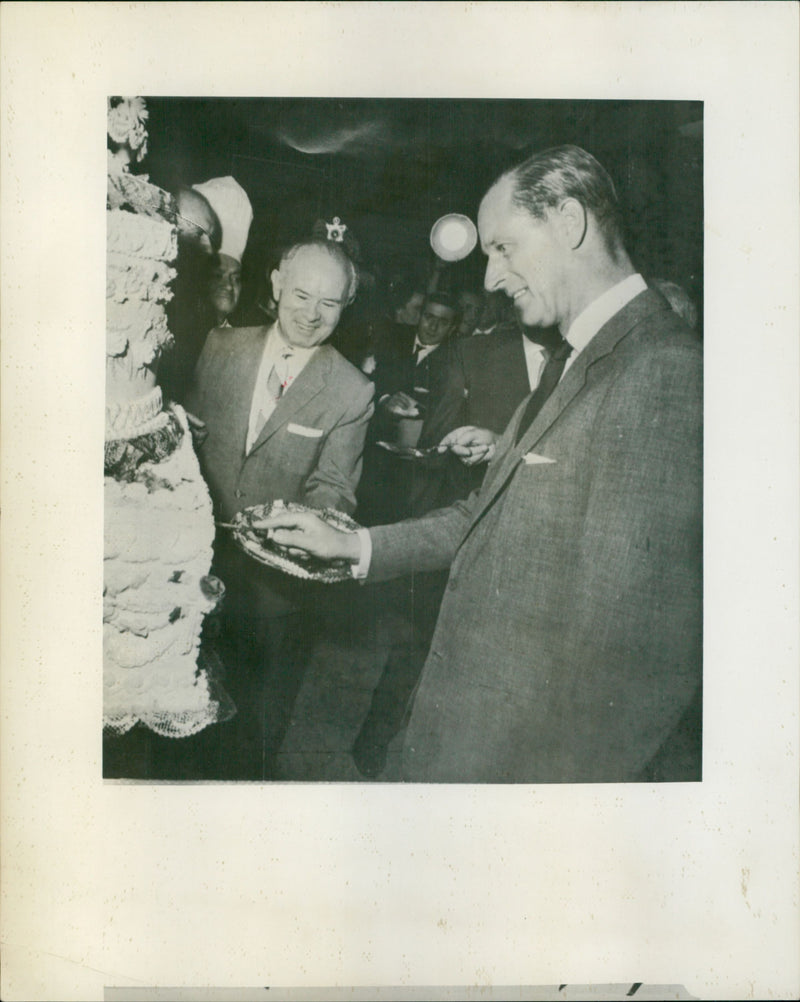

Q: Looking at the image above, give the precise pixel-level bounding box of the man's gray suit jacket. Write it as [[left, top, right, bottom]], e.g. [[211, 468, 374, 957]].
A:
[[368, 289, 703, 784]]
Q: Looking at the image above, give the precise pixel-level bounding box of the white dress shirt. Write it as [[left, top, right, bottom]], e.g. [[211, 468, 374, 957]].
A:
[[562, 273, 647, 377], [245, 325, 318, 454], [521, 336, 549, 390], [412, 338, 440, 366]]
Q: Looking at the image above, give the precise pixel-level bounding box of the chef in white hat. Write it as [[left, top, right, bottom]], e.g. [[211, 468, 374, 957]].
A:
[[192, 176, 253, 327]]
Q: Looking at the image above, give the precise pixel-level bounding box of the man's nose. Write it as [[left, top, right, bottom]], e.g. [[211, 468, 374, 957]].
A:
[[484, 255, 506, 293], [301, 300, 321, 322]]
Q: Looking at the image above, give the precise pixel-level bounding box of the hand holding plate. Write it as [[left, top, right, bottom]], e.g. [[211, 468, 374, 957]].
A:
[[251, 508, 361, 563]]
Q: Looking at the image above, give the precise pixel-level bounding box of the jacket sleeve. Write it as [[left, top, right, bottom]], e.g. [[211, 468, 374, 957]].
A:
[[367, 492, 476, 581], [301, 374, 376, 515]]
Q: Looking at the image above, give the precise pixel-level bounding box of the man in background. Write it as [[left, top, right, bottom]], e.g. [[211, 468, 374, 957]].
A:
[[193, 176, 253, 329], [412, 317, 564, 511], [160, 185, 221, 403], [363, 292, 461, 523]]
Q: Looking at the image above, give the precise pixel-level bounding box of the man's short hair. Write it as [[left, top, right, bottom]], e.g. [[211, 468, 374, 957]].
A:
[[423, 291, 460, 317], [278, 239, 359, 305], [504, 145, 625, 252]]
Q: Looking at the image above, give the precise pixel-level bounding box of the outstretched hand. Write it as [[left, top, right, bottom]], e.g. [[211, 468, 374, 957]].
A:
[[249, 509, 362, 563], [439, 425, 498, 466]]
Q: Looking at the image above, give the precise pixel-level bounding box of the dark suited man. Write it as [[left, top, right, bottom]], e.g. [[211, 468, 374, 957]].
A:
[[350, 293, 461, 776], [261, 146, 703, 785], [361, 292, 460, 524], [374, 294, 461, 435], [185, 236, 374, 775], [412, 318, 564, 512]]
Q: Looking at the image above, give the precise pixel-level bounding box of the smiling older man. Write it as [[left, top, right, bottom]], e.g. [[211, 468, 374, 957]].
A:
[[188, 238, 373, 526], [185, 236, 374, 774], [261, 146, 703, 785]]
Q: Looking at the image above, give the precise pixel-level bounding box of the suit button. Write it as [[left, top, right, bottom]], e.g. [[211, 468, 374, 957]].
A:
[[447, 578, 457, 591], [234, 489, 243, 499]]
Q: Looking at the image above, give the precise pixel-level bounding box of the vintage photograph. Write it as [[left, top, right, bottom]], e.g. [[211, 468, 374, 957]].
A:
[[102, 96, 704, 784], [5, 3, 799, 997]]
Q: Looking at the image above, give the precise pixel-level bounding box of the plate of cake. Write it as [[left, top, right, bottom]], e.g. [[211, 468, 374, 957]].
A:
[[227, 501, 359, 583]]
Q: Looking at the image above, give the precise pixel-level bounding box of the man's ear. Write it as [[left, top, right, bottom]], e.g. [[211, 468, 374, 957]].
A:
[[270, 267, 282, 303], [557, 198, 588, 250]]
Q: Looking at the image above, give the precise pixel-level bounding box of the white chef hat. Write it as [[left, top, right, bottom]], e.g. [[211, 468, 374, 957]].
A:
[[192, 176, 253, 264]]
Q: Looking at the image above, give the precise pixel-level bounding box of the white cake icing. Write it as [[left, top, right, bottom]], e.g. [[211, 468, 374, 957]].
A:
[[104, 405, 220, 737], [105, 384, 169, 441], [105, 209, 177, 421], [104, 97, 224, 739]]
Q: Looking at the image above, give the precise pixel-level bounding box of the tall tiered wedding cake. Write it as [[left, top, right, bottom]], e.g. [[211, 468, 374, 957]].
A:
[[104, 97, 224, 738]]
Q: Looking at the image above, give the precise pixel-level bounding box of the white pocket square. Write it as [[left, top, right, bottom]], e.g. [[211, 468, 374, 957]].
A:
[[523, 451, 556, 465], [287, 422, 324, 438]]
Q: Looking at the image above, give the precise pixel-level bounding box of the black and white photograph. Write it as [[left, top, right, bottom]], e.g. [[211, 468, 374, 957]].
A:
[[102, 96, 704, 785], [3, 3, 798, 1000]]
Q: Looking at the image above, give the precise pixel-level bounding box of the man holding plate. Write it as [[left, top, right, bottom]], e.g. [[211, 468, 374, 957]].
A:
[[259, 146, 703, 785], [185, 231, 374, 774]]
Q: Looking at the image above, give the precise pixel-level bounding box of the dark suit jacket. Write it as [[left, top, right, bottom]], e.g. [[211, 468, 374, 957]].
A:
[[418, 329, 533, 448], [373, 327, 458, 418], [413, 328, 558, 509], [185, 325, 374, 614], [366, 330, 460, 520], [368, 289, 703, 783]]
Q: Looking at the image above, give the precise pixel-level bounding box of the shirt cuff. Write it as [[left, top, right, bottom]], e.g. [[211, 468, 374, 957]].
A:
[[350, 527, 373, 580]]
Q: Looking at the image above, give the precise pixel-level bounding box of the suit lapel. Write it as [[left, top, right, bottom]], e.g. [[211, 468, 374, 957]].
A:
[[459, 289, 669, 545], [247, 345, 331, 454]]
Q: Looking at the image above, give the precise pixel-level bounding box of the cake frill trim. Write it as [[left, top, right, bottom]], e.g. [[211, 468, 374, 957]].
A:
[[106, 384, 166, 437], [105, 396, 185, 481], [103, 641, 236, 738]]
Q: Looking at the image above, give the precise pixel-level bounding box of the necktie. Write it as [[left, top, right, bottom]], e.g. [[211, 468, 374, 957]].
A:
[[514, 339, 573, 443], [266, 363, 283, 402], [269, 348, 295, 400], [251, 351, 293, 450]]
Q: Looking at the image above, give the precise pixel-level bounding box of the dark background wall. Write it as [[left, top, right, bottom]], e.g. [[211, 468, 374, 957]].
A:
[[140, 97, 703, 323]]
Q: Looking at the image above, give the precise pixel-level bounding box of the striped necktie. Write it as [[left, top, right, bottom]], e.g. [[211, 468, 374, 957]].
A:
[[266, 363, 283, 402]]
